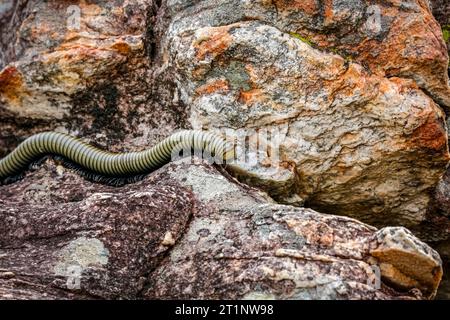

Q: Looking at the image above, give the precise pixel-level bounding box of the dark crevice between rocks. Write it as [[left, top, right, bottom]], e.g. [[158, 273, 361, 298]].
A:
[[435, 250, 450, 299], [144, 1, 161, 62], [430, 0, 450, 27], [418, 84, 450, 116], [216, 164, 268, 199], [0, 154, 152, 188], [68, 83, 124, 142], [428, 191, 450, 298]]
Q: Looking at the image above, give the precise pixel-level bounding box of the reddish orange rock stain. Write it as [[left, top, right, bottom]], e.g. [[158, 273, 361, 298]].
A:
[[412, 115, 447, 152], [111, 42, 131, 55], [195, 26, 233, 60], [273, 0, 318, 15], [388, 77, 419, 91], [323, 0, 334, 25], [195, 79, 230, 95], [0, 66, 25, 103], [238, 88, 264, 104]]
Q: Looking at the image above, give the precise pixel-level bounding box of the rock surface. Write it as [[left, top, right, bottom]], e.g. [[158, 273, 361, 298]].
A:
[[158, 0, 450, 229], [1, 0, 449, 232], [0, 159, 443, 299], [0, 0, 186, 157], [1, 0, 450, 299], [430, 0, 450, 94], [431, 0, 450, 25]]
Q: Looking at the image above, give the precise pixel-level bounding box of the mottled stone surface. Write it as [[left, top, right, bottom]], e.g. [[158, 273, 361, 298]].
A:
[[0, 0, 188, 159], [0, 0, 450, 299], [1, 1, 449, 229], [0, 159, 443, 299], [157, 0, 449, 108], [0, 160, 195, 299], [431, 0, 450, 26], [426, 0, 450, 299], [159, 1, 450, 228], [430, 0, 450, 100]]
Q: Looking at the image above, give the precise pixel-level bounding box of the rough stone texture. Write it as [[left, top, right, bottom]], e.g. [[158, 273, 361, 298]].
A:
[[157, 0, 450, 108], [1, 0, 449, 230], [0, 159, 443, 299], [0, 160, 195, 299], [0, 0, 188, 158], [430, 0, 450, 132], [435, 169, 450, 217], [431, 0, 450, 26], [159, 1, 450, 228], [1, 0, 450, 299], [428, 0, 450, 300]]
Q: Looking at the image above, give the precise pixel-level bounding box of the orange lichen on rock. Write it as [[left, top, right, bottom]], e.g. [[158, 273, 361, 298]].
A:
[[238, 88, 264, 104], [322, 0, 335, 26], [411, 114, 448, 152], [57, 39, 131, 57], [371, 12, 447, 73], [111, 42, 132, 55], [0, 66, 27, 104], [195, 79, 230, 95], [272, 0, 318, 15], [330, 63, 376, 100], [195, 25, 233, 60]]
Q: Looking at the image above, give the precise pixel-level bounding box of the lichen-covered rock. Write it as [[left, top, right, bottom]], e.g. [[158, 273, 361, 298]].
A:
[[160, 3, 449, 228], [1, 1, 449, 230], [0, 160, 195, 299], [0, 0, 449, 299], [429, 0, 450, 93], [158, 0, 450, 107], [0, 0, 187, 158], [0, 159, 443, 299], [0, 0, 146, 118]]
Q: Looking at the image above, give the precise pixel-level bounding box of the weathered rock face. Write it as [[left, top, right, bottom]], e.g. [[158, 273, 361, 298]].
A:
[[0, 0, 146, 117], [431, 0, 450, 26], [1, 1, 449, 229], [162, 0, 450, 107], [0, 159, 443, 299], [0, 0, 187, 157], [1, 0, 450, 299], [430, 0, 450, 86], [158, 0, 450, 228]]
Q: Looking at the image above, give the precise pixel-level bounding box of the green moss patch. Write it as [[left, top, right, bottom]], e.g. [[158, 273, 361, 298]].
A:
[[443, 25, 450, 43], [289, 32, 314, 47]]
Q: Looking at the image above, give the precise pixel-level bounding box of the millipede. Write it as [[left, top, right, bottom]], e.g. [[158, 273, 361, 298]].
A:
[[0, 130, 235, 186]]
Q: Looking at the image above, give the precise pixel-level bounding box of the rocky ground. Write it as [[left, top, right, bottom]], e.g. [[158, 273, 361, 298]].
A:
[[0, 158, 443, 299], [0, 0, 450, 299]]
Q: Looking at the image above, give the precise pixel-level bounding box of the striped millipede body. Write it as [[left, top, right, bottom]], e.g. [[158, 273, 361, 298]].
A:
[[0, 130, 235, 182]]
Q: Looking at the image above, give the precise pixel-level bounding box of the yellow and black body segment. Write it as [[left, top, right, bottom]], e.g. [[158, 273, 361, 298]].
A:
[[0, 130, 235, 180]]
